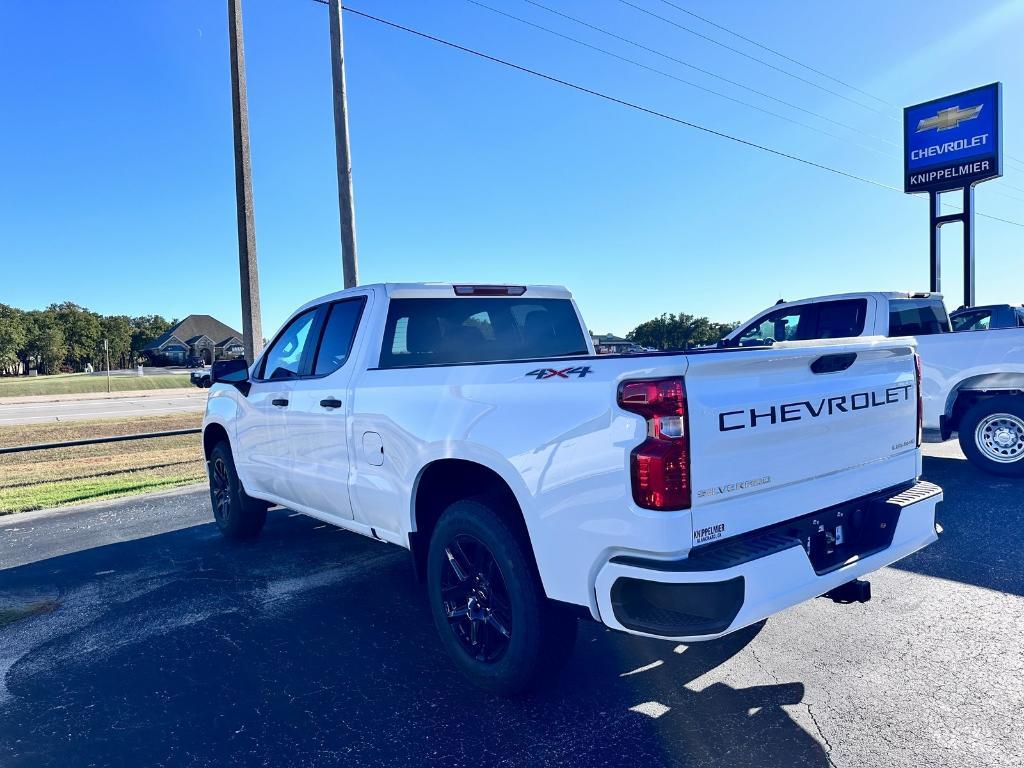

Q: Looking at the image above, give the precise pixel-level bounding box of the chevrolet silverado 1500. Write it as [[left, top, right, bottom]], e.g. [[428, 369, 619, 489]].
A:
[[199, 283, 941, 693]]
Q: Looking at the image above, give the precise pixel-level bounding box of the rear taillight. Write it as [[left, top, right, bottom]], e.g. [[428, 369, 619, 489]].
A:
[[914, 353, 923, 447], [618, 377, 690, 510]]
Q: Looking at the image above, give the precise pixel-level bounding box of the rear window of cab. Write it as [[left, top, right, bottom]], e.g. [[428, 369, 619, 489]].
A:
[[379, 298, 588, 368]]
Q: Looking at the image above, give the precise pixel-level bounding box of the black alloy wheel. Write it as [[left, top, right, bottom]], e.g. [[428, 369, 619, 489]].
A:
[[207, 441, 268, 540], [426, 496, 577, 695], [440, 534, 513, 663], [211, 455, 232, 526]]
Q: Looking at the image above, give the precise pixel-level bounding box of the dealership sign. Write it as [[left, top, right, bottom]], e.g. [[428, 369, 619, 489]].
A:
[[903, 83, 1002, 193]]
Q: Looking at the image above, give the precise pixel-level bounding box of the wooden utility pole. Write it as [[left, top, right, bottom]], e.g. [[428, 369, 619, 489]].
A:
[[328, 0, 359, 288], [228, 0, 264, 361]]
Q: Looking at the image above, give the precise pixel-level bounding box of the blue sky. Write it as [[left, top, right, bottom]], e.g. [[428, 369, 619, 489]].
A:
[[1, 1, 1021, 338]]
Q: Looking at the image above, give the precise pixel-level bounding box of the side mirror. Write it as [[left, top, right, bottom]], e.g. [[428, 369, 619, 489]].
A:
[[212, 358, 251, 395]]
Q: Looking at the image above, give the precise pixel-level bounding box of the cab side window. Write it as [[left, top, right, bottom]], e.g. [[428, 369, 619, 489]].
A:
[[889, 300, 950, 336], [313, 298, 365, 376], [259, 309, 317, 381], [738, 307, 809, 344], [951, 310, 991, 332]]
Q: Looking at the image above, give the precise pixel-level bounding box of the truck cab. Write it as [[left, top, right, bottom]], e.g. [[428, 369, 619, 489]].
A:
[[725, 292, 951, 345]]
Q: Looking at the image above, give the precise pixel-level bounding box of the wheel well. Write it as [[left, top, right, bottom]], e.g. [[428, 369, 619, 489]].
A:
[[408, 459, 532, 582], [947, 389, 1023, 436], [203, 423, 229, 460]]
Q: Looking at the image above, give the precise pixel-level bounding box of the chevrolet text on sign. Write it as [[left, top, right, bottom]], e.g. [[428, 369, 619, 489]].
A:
[[903, 83, 1002, 194]]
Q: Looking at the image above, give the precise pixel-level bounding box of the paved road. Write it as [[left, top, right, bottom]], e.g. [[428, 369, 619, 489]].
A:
[[0, 445, 1021, 768], [0, 391, 206, 426]]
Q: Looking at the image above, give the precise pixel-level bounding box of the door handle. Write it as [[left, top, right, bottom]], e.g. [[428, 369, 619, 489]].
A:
[[272, 398, 289, 407], [320, 398, 342, 409], [810, 353, 857, 374]]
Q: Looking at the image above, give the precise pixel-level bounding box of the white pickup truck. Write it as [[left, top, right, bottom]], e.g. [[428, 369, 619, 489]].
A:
[[200, 283, 941, 694], [726, 292, 1024, 476]]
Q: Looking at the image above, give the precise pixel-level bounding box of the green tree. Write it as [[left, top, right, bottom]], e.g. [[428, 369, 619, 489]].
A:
[[627, 313, 738, 350], [131, 315, 175, 362], [0, 304, 28, 375], [99, 315, 134, 370], [24, 311, 66, 374], [50, 302, 101, 370]]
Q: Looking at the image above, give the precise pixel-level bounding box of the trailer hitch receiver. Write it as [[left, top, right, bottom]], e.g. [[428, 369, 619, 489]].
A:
[[823, 579, 871, 604]]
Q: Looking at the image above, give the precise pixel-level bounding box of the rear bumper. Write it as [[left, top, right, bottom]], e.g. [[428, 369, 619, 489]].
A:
[[594, 480, 942, 641]]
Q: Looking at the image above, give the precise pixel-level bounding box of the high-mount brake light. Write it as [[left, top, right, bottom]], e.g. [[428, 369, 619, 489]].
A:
[[617, 378, 690, 510], [914, 353, 923, 447], [453, 285, 527, 296]]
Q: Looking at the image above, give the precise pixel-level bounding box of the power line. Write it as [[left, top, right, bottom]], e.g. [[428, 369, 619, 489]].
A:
[[466, 0, 894, 158], [645, 0, 1024, 170], [653, 0, 894, 108], [613, 0, 894, 119], [325, 4, 1023, 228], [520, 0, 900, 150], [526, 0, 1023, 198], [989, 189, 1024, 204]]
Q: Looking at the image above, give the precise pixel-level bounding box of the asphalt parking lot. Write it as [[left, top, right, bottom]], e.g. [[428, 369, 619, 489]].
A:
[[0, 443, 1021, 768]]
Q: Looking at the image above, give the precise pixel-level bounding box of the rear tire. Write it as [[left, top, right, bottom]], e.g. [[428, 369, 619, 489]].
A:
[[958, 395, 1024, 477], [208, 441, 268, 539], [426, 497, 577, 696]]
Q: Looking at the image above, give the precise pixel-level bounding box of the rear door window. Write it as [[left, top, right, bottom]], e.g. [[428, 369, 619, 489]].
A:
[[379, 298, 588, 367], [814, 299, 867, 338], [889, 300, 950, 336]]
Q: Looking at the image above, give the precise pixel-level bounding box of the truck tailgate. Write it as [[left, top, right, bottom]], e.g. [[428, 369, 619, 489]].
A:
[[684, 338, 918, 544]]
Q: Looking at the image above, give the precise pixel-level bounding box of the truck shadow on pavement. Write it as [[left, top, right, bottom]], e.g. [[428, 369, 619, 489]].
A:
[[893, 454, 1023, 597], [0, 509, 836, 768]]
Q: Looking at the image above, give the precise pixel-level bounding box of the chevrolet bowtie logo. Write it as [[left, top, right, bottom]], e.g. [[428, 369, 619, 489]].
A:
[[916, 104, 983, 132]]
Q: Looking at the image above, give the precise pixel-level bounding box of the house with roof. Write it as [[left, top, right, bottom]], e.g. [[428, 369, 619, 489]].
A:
[[142, 315, 245, 365], [591, 333, 642, 355]]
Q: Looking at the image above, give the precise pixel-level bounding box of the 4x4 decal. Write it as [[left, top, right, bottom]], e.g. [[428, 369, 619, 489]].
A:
[[525, 366, 592, 379]]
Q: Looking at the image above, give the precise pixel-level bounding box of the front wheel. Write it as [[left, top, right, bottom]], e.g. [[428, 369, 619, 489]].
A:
[[426, 497, 577, 696], [958, 396, 1024, 477], [208, 441, 268, 539]]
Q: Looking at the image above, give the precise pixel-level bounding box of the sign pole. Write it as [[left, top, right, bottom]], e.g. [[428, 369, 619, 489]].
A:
[[928, 191, 941, 294], [962, 185, 975, 308]]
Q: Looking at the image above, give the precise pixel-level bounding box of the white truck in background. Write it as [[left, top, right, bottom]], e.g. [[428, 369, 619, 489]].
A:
[[726, 291, 1024, 476], [198, 283, 941, 694]]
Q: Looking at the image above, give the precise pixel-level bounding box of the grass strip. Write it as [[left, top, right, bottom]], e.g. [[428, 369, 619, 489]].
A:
[[0, 413, 206, 514], [0, 374, 190, 397]]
